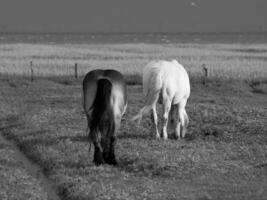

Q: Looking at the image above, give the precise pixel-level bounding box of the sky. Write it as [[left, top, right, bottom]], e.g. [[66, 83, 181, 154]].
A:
[[0, 0, 266, 33]]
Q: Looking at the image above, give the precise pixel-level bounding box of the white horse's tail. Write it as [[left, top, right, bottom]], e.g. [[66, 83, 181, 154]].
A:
[[131, 67, 162, 123]]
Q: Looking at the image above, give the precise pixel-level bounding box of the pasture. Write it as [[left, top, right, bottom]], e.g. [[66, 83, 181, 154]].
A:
[[0, 42, 267, 200]]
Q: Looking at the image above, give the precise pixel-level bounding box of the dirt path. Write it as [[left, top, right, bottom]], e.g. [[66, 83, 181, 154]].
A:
[[0, 131, 61, 200]]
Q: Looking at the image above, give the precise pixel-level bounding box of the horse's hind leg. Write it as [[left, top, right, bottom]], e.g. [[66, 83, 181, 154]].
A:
[[104, 112, 121, 165], [151, 105, 160, 138], [93, 146, 104, 165], [179, 99, 188, 138], [181, 109, 189, 138], [104, 136, 117, 165], [162, 98, 171, 140], [91, 132, 104, 165]]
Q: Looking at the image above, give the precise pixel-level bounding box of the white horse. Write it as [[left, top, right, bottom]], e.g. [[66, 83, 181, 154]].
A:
[[132, 60, 190, 140]]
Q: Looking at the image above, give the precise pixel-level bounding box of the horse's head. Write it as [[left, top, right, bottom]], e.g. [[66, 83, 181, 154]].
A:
[[168, 104, 181, 138]]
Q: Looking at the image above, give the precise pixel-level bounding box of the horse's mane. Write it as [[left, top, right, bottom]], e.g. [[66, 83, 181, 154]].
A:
[[90, 78, 114, 132]]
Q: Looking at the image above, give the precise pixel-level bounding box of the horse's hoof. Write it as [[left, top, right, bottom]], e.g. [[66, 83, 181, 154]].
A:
[[94, 157, 105, 166], [173, 135, 178, 140], [103, 153, 118, 166], [163, 135, 168, 140], [105, 158, 118, 166], [155, 134, 160, 139], [94, 159, 104, 166], [109, 160, 118, 166]]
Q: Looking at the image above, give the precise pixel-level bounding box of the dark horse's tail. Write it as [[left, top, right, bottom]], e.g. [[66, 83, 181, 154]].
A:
[[90, 78, 116, 165], [90, 78, 113, 130]]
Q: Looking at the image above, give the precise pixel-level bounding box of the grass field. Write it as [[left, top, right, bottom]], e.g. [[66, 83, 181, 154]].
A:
[[0, 43, 267, 80], [0, 42, 267, 200]]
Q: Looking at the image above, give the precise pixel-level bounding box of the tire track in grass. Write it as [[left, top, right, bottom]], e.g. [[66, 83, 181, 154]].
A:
[[0, 126, 61, 200]]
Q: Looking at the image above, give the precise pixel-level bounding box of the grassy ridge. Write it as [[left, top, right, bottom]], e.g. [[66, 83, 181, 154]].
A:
[[0, 43, 267, 80]]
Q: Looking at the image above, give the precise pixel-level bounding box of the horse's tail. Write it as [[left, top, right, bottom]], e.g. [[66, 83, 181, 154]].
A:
[[90, 78, 113, 131], [131, 67, 162, 124]]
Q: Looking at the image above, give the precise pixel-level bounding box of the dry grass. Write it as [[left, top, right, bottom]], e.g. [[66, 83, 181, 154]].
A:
[[0, 43, 267, 80]]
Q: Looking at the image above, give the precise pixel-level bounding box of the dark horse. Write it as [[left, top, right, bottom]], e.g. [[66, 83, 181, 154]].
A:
[[83, 69, 127, 165]]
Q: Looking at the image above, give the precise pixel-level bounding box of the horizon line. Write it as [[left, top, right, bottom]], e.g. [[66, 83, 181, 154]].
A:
[[1, 31, 267, 34]]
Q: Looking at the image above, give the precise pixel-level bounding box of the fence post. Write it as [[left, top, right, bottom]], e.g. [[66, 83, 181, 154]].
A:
[[202, 64, 209, 78], [202, 64, 208, 85], [74, 63, 78, 79], [30, 61, 34, 82]]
